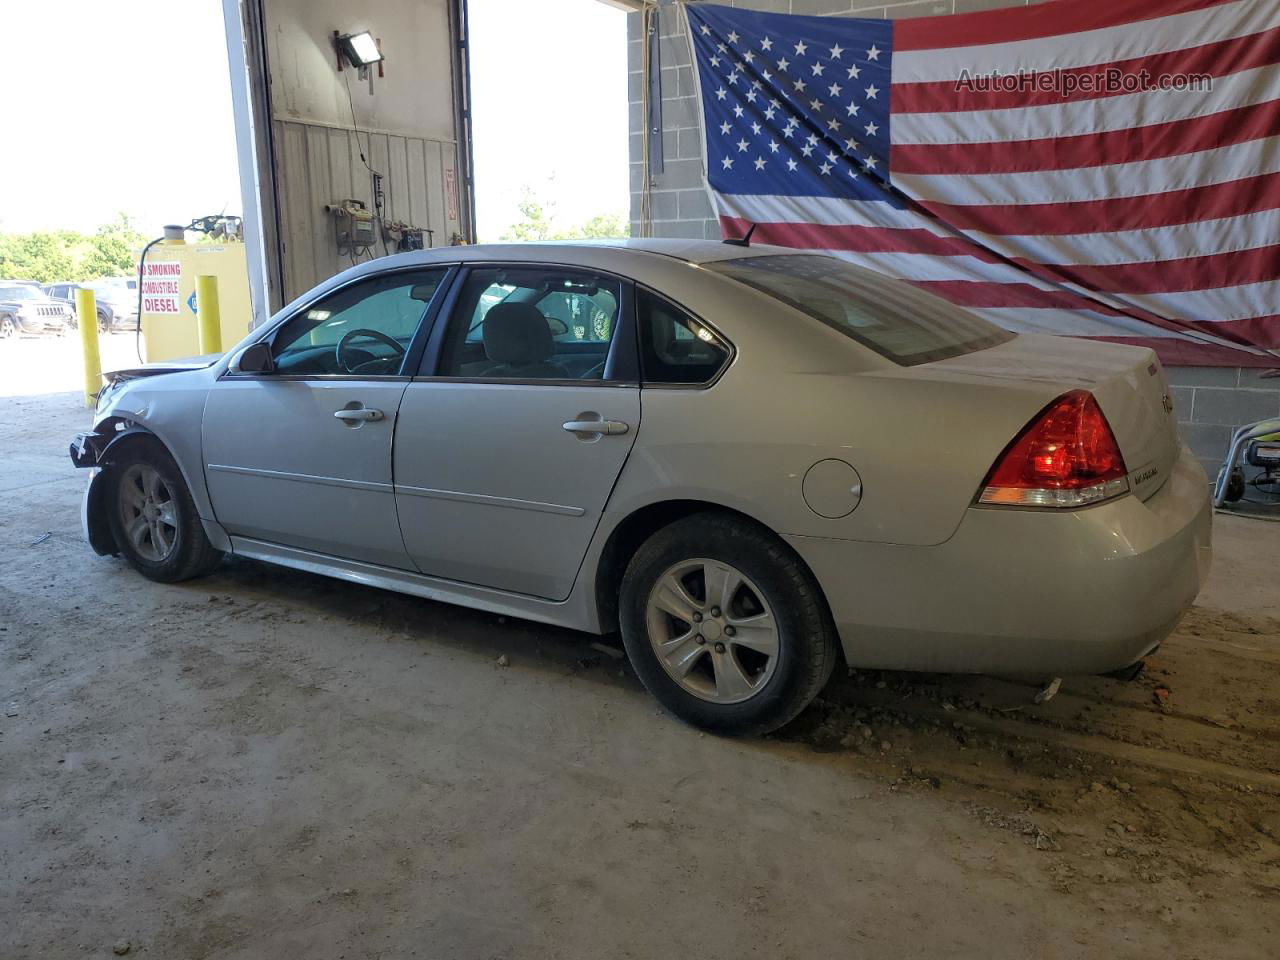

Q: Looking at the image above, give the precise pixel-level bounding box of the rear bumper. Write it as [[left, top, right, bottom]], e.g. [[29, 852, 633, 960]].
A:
[[788, 445, 1212, 677]]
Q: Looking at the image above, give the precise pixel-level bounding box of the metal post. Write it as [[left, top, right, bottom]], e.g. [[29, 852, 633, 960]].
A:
[[196, 275, 222, 355], [75, 288, 101, 408]]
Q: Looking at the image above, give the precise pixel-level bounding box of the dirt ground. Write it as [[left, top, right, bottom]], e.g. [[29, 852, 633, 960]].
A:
[[2, 357, 1278, 958]]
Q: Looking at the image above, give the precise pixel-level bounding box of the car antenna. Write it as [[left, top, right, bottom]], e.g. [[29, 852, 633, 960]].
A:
[[722, 223, 757, 247]]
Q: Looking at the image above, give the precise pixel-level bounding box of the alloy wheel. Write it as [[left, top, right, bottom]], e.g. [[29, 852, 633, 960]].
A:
[[0, 317, 15, 339], [645, 558, 780, 704], [118, 463, 179, 562]]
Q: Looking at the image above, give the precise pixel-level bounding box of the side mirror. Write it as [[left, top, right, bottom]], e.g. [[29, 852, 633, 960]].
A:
[[230, 342, 276, 375]]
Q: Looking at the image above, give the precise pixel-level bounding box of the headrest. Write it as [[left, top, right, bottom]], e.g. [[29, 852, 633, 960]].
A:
[[483, 302, 553, 364]]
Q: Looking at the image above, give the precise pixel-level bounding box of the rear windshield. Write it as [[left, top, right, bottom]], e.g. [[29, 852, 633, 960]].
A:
[[706, 254, 1014, 366]]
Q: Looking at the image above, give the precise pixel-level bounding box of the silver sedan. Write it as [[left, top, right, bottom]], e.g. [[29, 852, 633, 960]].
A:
[[70, 241, 1212, 734]]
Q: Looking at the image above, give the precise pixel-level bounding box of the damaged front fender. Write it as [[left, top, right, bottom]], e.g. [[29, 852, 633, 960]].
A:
[[70, 425, 155, 557], [69, 430, 110, 469], [80, 468, 117, 557], [69, 424, 154, 471]]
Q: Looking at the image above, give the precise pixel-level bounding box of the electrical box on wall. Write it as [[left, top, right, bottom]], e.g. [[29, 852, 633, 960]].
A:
[[326, 200, 376, 255], [380, 219, 429, 252]]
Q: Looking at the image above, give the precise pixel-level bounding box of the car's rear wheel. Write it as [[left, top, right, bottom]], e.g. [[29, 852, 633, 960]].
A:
[[619, 513, 837, 736], [106, 441, 223, 582]]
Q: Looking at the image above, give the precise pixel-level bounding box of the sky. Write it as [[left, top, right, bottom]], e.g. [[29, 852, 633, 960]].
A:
[[0, 0, 629, 243], [0, 0, 243, 236], [468, 0, 630, 239]]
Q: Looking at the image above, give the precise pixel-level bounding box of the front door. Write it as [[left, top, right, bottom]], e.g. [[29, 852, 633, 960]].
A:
[[203, 267, 449, 568], [394, 264, 639, 600]]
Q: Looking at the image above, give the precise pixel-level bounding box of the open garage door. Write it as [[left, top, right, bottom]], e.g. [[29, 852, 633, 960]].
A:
[[222, 0, 476, 325]]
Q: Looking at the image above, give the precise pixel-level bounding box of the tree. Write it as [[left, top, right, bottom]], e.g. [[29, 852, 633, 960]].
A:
[[81, 214, 147, 279], [0, 231, 76, 283], [501, 189, 558, 242], [0, 213, 147, 283], [498, 188, 628, 242], [576, 213, 628, 239]]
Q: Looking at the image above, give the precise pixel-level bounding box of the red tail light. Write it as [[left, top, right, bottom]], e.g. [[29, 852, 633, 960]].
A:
[[978, 390, 1129, 508]]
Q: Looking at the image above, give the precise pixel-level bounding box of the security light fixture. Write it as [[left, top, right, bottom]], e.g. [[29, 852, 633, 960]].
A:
[[336, 31, 382, 68]]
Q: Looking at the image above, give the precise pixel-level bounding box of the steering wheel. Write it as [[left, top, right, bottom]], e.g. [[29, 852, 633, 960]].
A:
[[336, 328, 406, 374]]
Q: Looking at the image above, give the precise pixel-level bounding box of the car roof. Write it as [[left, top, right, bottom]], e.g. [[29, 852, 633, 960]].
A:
[[288, 239, 806, 306], [460, 238, 798, 266], [347, 238, 796, 269]]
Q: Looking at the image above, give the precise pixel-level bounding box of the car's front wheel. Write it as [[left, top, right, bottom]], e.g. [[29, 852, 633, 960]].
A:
[[106, 440, 223, 582], [619, 513, 837, 736], [0, 316, 16, 339]]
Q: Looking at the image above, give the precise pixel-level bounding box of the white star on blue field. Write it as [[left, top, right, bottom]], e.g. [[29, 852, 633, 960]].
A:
[[688, 3, 896, 204]]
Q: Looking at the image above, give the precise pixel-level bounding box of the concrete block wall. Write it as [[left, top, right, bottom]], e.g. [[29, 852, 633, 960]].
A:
[[627, 0, 1278, 471], [1167, 367, 1280, 484]]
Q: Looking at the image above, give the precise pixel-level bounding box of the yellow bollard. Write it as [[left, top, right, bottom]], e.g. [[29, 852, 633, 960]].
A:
[[75, 288, 102, 408], [195, 275, 222, 355]]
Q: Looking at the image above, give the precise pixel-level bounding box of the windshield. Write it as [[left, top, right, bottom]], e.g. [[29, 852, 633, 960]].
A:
[[90, 282, 132, 299], [706, 254, 1014, 366], [0, 286, 40, 300], [98, 278, 137, 291]]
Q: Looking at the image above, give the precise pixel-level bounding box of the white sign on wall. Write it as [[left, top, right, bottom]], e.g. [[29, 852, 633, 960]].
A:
[[141, 261, 182, 315]]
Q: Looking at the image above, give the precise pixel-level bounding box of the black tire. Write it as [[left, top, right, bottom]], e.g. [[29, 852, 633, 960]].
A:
[[105, 439, 223, 583], [98, 311, 110, 335], [0, 315, 17, 339], [619, 512, 837, 736]]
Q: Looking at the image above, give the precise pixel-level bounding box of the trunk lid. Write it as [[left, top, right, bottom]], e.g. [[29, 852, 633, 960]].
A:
[[930, 334, 1180, 501]]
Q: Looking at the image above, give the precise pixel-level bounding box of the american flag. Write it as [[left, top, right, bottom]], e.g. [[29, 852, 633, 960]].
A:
[[685, 0, 1280, 366]]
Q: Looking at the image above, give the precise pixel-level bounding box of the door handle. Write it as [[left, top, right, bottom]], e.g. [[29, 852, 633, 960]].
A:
[[334, 407, 384, 422], [563, 419, 629, 436]]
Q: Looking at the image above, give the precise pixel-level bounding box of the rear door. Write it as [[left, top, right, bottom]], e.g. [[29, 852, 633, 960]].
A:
[[394, 264, 639, 600], [203, 267, 450, 568]]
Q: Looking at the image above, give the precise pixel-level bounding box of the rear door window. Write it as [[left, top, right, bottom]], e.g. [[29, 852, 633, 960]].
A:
[[706, 254, 1013, 366]]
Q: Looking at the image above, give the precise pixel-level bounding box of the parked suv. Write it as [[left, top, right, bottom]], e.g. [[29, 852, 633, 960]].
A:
[[0, 283, 72, 338], [44, 280, 140, 333]]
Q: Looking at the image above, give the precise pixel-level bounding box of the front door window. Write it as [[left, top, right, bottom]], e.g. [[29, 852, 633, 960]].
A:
[[269, 269, 448, 377]]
